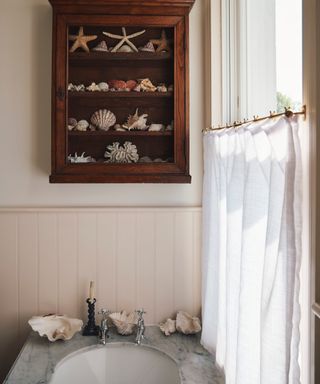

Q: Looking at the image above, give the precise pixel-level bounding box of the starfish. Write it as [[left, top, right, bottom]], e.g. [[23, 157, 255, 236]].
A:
[[151, 30, 172, 53], [69, 27, 97, 53], [103, 27, 145, 53]]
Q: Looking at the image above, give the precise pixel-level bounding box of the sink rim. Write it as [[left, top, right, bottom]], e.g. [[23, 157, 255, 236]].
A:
[[48, 341, 180, 384]]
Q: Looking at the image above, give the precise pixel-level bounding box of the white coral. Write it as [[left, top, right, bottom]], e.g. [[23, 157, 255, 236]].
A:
[[104, 141, 139, 163]]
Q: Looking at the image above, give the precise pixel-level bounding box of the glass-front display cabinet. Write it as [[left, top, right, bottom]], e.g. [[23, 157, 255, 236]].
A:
[[48, 0, 195, 183]]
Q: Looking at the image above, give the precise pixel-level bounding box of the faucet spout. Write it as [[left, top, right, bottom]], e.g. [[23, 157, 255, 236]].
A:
[[135, 309, 146, 345], [98, 309, 110, 345]]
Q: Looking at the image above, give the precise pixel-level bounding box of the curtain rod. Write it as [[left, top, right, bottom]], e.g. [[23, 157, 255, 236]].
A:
[[203, 105, 307, 133]]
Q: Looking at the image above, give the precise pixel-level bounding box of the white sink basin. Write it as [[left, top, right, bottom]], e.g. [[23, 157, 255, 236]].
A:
[[49, 343, 181, 384]]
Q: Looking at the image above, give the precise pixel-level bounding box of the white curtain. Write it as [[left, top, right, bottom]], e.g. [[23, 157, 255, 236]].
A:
[[201, 116, 302, 384]]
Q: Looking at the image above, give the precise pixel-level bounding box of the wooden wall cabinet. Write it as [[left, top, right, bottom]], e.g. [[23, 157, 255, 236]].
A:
[[48, 0, 195, 183]]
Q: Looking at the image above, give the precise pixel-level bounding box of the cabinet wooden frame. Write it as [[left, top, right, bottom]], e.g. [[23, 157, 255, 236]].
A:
[[49, 0, 195, 183]]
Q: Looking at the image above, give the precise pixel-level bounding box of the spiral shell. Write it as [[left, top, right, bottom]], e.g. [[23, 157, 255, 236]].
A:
[[91, 109, 116, 131]]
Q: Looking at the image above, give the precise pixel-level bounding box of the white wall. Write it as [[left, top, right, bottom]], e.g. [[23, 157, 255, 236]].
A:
[[0, 0, 205, 207]]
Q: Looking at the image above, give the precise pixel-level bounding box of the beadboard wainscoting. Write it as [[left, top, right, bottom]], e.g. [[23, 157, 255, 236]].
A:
[[0, 207, 201, 380]]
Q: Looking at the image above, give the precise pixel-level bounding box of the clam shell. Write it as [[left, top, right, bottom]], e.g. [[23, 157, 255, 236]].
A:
[[139, 41, 156, 52], [93, 40, 109, 52], [28, 315, 83, 342], [91, 109, 116, 131], [118, 44, 134, 53], [109, 311, 138, 335], [176, 311, 201, 335], [159, 318, 176, 336]]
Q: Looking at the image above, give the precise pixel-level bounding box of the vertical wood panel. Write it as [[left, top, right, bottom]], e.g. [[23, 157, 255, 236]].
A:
[[193, 211, 202, 315], [155, 212, 175, 321], [116, 213, 136, 311], [78, 213, 97, 319], [174, 212, 194, 313], [38, 213, 58, 314], [97, 213, 117, 312], [136, 212, 156, 324], [18, 213, 38, 338], [0, 213, 19, 382], [58, 213, 78, 317]]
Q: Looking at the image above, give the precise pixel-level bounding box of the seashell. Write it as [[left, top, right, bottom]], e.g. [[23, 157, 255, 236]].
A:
[[68, 83, 75, 91], [108, 80, 127, 90], [91, 109, 116, 131], [166, 124, 173, 131], [157, 84, 168, 93], [118, 44, 134, 53], [28, 314, 83, 342], [139, 41, 156, 52], [139, 156, 153, 163], [68, 117, 77, 131], [126, 80, 138, 91], [104, 141, 139, 163], [139, 78, 157, 92], [68, 152, 96, 163], [133, 84, 141, 92], [159, 318, 176, 336], [176, 311, 201, 335], [109, 311, 138, 335], [149, 123, 165, 132], [74, 84, 85, 92], [92, 40, 109, 52], [154, 158, 167, 163], [115, 124, 126, 132], [75, 119, 89, 131], [86, 82, 101, 92], [98, 82, 109, 92], [88, 124, 96, 131], [122, 108, 148, 131]]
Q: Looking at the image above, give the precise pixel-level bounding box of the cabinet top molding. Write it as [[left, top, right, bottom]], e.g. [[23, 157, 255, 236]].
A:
[[49, 0, 195, 12]]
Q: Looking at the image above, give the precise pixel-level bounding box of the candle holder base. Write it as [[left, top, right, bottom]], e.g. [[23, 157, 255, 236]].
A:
[[83, 298, 100, 337]]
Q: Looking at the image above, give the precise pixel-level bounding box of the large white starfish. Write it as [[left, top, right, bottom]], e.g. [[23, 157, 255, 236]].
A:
[[103, 27, 145, 53]]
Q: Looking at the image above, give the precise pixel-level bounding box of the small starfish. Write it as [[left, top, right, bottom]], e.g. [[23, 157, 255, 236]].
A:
[[69, 27, 97, 53], [151, 30, 172, 53], [103, 27, 145, 53]]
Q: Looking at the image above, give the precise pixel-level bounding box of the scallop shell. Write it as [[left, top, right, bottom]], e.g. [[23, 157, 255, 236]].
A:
[[98, 82, 109, 92], [139, 78, 157, 92], [93, 40, 109, 52], [75, 120, 89, 131], [139, 41, 156, 52], [159, 318, 176, 336], [109, 311, 138, 335], [122, 108, 148, 131], [176, 311, 201, 335], [28, 315, 83, 342], [91, 109, 116, 131], [104, 141, 139, 163]]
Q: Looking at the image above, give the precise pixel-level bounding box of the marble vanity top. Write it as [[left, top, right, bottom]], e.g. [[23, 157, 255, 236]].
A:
[[4, 326, 224, 384]]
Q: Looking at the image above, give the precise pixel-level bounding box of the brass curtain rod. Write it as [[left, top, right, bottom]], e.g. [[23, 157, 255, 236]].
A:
[[203, 105, 307, 133]]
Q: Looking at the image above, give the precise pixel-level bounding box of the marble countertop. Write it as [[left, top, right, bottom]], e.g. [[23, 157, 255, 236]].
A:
[[4, 326, 224, 384]]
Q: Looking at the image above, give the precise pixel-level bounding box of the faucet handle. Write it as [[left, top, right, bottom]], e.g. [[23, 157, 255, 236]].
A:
[[98, 309, 110, 319]]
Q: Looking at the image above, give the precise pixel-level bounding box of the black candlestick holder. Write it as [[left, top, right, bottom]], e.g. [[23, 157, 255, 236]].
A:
[[83, 298, 100, 336]]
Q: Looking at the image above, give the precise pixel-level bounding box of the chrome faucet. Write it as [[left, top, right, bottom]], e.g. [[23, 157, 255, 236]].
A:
[[135, 309, 146, 345], [98, 309, 110, 345]]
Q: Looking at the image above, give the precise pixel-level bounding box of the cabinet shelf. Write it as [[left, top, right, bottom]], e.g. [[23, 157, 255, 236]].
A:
[[69, 51, 173, 64], [69, 130, 173, 137], [68, 91, 173, 99]]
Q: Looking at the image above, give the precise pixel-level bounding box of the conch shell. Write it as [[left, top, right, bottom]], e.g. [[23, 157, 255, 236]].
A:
[[91, 109, 116, 131], [109, 311, 138, 335], [28, 315, 83, 342], [159, 318, 176, 336], [139, 78, 157, 92], [176, 311, 201, 335], [122, 108, 148, 131]]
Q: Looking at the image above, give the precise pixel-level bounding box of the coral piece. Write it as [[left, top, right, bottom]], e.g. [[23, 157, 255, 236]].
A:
[[104, 142, 139, 163], [68, 152, 96, 163], [122, 108, 148, 131], [86, 82, 100, 92], [150, 30, 172, 53], [139, 78, 157, 92], [91, 109, 116, 131], [176, 311, 201, 335], [69, 26, 97, 53], [149, 124, 165, 132], [75, 120, 89, 131], [159, 318, 176, 336], [103, 27, 146, 53], [28, 314, 83, 342], [109, 311, 138, 335], [139, 41, 156, 52], [98, 82, 109, 92], [92, 40, 109, 52]]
